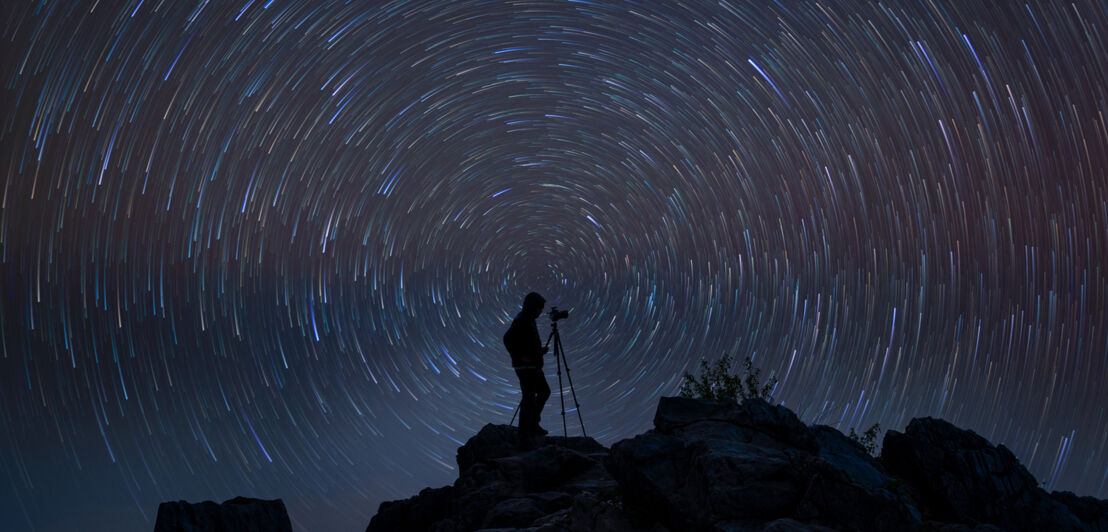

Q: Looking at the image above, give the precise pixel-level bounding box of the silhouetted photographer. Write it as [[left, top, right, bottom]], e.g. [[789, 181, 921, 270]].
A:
[[504, 292, 551, 443], [504, 292, 585, 449]]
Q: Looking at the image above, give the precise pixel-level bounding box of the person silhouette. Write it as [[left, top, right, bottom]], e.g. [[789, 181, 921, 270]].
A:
[[503, 292, 551, 443]]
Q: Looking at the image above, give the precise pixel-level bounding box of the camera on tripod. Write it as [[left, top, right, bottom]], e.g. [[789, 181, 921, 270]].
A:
[[548, 306, 569, 322]]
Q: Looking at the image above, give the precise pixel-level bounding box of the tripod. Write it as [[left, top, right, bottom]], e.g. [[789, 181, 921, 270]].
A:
[[509, 320, 586, 441], [547, 320, 586, 440]]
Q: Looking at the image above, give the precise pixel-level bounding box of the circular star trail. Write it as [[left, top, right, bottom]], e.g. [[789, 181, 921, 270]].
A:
[[3, 1, 1107, 530]]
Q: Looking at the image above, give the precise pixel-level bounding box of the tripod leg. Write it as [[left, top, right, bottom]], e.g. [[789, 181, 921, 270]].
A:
[[556, 340, 568, 443], [557, 333, 587, 438]]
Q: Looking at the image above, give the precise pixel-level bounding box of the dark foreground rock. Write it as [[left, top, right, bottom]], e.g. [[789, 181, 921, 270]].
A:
[[881, 416, 1085, 531], [368, 397, 1107, 531], [609, 398, 919, 532], [154, 496, 292, 532], [367, 424, 643, 532]]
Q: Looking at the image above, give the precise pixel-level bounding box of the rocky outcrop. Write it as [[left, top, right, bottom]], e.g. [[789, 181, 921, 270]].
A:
[[367, 397, 1108, 531], [880, 417, 1093, 531], [367, 424, 648, 532], [609, 397, 920, 531], [1053, 491, 1108, 531], [153, 496, 291, 532]]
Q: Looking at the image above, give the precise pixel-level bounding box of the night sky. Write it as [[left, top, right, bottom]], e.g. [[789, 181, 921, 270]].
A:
[[3, 1, 1108, 530]]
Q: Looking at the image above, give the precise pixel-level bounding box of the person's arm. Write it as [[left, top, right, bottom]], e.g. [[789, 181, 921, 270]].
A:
[[528, 320, 547, 358]]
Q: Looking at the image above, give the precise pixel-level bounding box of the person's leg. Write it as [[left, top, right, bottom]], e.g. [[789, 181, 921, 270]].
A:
[[533, 372, 550, 430], [517, 369, 550, 431], [515, 369, 537, 432]]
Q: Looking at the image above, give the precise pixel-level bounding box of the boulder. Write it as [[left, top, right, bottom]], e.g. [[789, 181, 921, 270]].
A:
[[811, 424, 888, 489], [881, 417, 1084, 531], [793, 458, 921, 531], [481, 497, 544, 529], [1052, 491, 1108, 531], [367, 486, 456, 532], [608, 432, 694, 529], [611, 397, 918, 531], [153, 496, 291, 532], [456, 423, 607, 473], [456, 424, 523, 473], [758, 518, 839, 531], [370, 424, 626, 532], [654, 397, 815, 451]]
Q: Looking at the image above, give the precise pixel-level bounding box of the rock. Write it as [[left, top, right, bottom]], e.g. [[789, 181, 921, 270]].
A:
[[454, 481, 515, 530], [154, 496, 291, 532], [493, 444, 603, 492], [456, 424, 525, 473], [712, 517, 839, 531], [1052, 490, 1108, 531], [654, 397, 815, 451], [609, 432, 694, 529], [683, 439, 801, 521], [793, 458, 921, 531], [881, 417, 1084, 531], [481, 497, 544, 528], [528, 491, 574, 514], [758, 518, 839, 531], [653, 396, 745, 432], [552, 491, 667, 532], [456, 423, 607, 473], [372, 424, 625, 532], [811, 424, 888, 489], [429, 519, 461, 532], [369, 397, 1107, 532], [736, 399, 818, 451], [613, 397, 918, 531], [935, 525, 1006, 532], [367, 486, 456, 532]]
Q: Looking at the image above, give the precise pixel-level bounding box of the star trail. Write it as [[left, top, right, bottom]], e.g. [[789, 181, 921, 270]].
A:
[[3, 1, 1108, 530]]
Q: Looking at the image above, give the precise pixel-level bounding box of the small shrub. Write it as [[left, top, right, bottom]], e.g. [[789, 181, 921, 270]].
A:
[[848, 423, 881, 455], [678, 354, 776, 403]]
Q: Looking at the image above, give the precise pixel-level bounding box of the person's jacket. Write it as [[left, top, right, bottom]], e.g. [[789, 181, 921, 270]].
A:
[[504, 312, 543, 368]]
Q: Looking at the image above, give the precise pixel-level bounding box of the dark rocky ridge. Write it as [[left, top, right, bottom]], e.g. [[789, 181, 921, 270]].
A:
[[154, 496, 292, 532], [367, 397, 1108, 532]]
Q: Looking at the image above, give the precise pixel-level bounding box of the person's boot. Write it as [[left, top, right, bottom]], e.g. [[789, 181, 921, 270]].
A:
[[522, 422, 548, 436]]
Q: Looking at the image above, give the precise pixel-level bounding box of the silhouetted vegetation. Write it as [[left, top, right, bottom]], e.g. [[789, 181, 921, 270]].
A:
[[848, 423, 881, 455], [678, 354, 776, 403], [679, 355, 881, 456]]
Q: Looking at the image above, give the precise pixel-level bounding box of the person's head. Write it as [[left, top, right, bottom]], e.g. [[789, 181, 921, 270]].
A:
[[522, 292, 545, 318]]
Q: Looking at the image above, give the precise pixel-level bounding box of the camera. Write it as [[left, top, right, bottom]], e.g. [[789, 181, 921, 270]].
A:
[[548, 306, 569, 322]]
